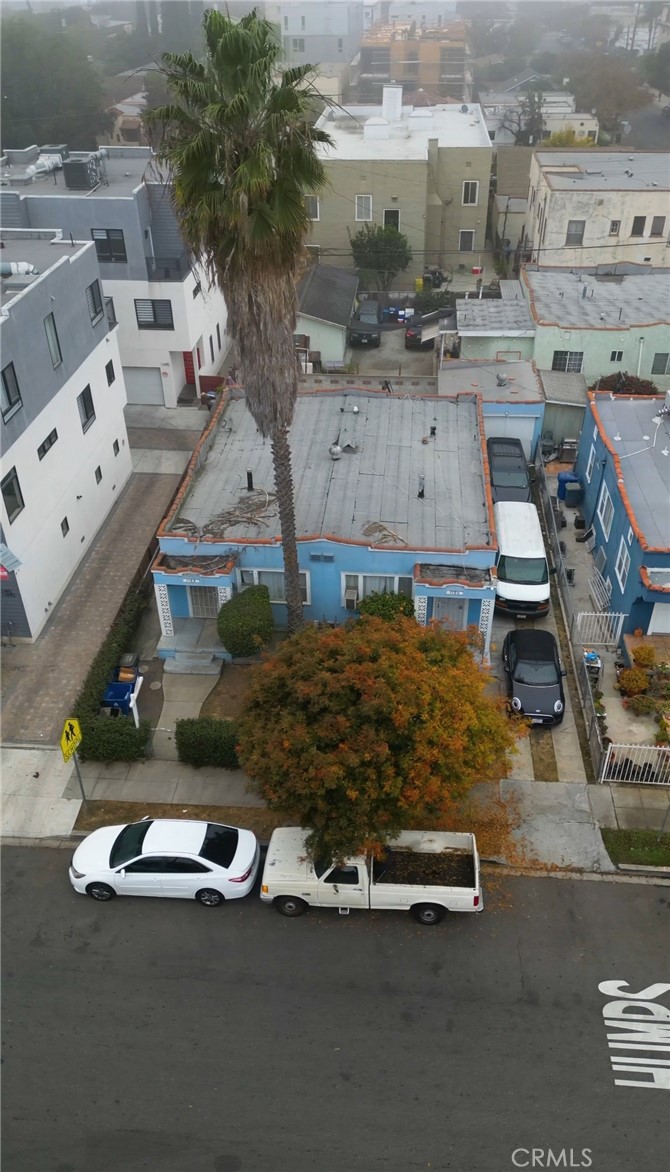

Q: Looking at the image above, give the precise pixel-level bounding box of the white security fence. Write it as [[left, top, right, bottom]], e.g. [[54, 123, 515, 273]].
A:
[[600, 742, 670, 786], [571, 610, 627, 649]]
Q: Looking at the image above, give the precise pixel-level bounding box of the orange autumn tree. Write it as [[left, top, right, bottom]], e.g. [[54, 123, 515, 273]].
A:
[[237, 615, 518, 862]]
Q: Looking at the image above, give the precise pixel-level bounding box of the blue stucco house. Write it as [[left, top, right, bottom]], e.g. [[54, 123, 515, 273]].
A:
[[574, 392, 670, 636], [152, 389, 499, 666]]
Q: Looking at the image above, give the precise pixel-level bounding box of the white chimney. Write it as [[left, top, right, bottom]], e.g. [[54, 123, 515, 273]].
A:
[[382, 85, 403, 123]]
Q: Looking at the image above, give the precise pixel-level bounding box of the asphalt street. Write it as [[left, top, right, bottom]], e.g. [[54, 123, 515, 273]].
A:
[[2, 848, 668, 1172], [624, 105, 670, 150]]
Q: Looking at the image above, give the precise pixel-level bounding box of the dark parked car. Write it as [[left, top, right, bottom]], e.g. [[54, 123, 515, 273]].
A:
[[486, 436, 531, 503], [404, 316, 435, 350], [348, 300, 382, 348], [502, 629, 566, 726]]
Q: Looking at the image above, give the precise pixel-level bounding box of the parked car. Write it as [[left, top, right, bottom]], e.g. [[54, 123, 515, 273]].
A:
[[69, 819, 260, 905], [486, 436, 531, 503], [348, 300, 382, 347], [502, 629, 566, 726], [404, 316, 435, 350]]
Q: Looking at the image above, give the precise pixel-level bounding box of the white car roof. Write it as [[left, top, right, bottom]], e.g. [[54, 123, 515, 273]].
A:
[[143, 819, 208, 855]]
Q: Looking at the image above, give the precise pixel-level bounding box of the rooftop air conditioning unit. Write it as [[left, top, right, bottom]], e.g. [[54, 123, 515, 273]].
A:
[[62, 155, 100, 190], [344, 589, 359, 611]]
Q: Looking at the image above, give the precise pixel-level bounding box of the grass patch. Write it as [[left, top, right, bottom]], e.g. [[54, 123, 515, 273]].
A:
[[74, 800, 284, 841], [601, 828, 670, 868]]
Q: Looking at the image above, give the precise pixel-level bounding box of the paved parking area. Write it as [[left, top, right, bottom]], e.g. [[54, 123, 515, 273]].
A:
[[348, 323, 436, 378]]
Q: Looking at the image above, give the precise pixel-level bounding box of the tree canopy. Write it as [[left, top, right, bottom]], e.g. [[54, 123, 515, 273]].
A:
[[349, 224, 413, 291], [1, 15, 113, 149], [557, 52, 652, 128], [237, 616, 519, 862]]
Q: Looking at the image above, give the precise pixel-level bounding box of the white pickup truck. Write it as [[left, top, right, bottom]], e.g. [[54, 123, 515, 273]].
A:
[[260, 828, 483, 925]]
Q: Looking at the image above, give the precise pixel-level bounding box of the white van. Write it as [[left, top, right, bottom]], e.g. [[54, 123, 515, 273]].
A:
[[493, 501, 550, 618]]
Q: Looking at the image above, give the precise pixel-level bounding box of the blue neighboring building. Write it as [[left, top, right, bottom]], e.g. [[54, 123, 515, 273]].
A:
[[152, 390, 499, 665], [574, 393, 670, 636]]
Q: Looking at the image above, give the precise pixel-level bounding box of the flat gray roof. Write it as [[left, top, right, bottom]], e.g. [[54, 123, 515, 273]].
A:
[[595, 395, 670, 548], [2, 148, 154, 199], [316, 102, 491, 159], [0, 232, 93, 307], [495, 195, 527, 213], [523, 268, 670, 327], [534, 151, 669, 191], [457, 299, 535, 335], [174, 392, 492, 551], [437, 360, 543, 402]]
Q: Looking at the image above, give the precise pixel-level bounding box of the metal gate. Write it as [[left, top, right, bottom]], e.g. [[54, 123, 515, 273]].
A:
[[600, 741, 670, 786], [571, 611, 627, 648]]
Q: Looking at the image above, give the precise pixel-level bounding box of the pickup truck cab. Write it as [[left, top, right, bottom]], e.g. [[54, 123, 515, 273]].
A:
[[260, 828, 482, 925]]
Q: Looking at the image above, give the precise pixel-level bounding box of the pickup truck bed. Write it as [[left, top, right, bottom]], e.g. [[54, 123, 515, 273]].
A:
[[372, 848, 475, 889]]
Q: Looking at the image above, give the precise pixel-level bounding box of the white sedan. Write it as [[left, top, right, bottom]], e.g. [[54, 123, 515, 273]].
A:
[[69, 819, 260, 906]]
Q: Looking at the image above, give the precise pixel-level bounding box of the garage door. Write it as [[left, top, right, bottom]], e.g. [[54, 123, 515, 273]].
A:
[[484, 414, 537, 459], [123, 366, 164, 406]]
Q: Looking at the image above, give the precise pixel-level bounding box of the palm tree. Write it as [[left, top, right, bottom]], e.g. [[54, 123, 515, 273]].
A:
[[145, 8, 332, 632]]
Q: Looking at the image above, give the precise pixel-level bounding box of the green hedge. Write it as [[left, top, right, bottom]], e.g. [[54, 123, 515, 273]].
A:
[[75, 580, 152, 762], [175, 717, 240, 769], [217, 584, 273, 658], [358, 591, 416, 621]]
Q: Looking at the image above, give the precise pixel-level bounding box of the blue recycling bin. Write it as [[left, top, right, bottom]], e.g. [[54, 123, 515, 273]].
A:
[[557, 471, 580, 500]]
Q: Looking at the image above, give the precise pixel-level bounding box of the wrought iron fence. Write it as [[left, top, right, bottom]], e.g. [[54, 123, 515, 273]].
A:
[[600, 741, 670, 786]]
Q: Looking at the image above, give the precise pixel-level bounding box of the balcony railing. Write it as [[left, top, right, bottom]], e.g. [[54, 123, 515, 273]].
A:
[[145, 254, 191, 282]]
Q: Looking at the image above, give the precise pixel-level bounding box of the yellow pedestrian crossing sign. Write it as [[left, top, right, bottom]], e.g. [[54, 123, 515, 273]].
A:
[[60, 717, 82, 762]]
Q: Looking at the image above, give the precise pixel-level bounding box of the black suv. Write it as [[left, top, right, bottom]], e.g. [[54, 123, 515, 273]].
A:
[[348, 300, 382, 348], [486, 436, 531, 503]]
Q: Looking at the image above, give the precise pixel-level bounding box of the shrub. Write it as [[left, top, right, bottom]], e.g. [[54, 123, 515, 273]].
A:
[[632, 644, 656, 669], [655, 720, 670, 747], [217, 585, 273, 658], [618, 667, 650, 697], [75, 580, 152, 762], [175, 717, 240, 769], [628, 694, 660, 717], [589, 373, 658, 396], [358, 591, 416, 621]]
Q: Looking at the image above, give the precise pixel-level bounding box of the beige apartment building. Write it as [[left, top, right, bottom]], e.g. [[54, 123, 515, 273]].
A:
[[310, 87, 492, 280]]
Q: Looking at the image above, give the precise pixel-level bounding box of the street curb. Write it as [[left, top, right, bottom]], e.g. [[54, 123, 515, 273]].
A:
[[618, 863, 670, 877]]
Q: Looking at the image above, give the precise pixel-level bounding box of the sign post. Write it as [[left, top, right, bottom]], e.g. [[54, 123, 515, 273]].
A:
[[60, 717, 87, 806]]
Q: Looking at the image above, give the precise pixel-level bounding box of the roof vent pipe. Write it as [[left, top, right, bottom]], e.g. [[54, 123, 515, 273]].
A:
[[246, 470, 254, 491], [418, 475, 425, 499]]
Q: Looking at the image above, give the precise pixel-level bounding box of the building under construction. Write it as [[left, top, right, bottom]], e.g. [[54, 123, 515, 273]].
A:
[[357, 19, 471, 104]]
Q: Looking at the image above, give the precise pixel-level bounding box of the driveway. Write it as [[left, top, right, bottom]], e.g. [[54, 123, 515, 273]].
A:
[[348, 323, 436, 377]]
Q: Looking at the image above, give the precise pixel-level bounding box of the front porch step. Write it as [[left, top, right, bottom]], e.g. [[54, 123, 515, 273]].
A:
[[164, 652, 221, 675]]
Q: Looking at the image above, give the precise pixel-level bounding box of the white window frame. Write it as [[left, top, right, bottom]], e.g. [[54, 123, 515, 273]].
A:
[[609, 220, 620, 236], [565, 219, 585, 246], [304, 195, 320, 221], [627, 526, 633, 544], [551, 350, 583, 373], [462, 180, 479, 206], [239, 568, 310, 605], [44, 311, 62, 368], [355, 194, 372, 222], [596, 483, 614, 540], [459, 229, 475, 252], [585, 444, 596, 483], [292, 38, 305, 53], [614, 536, 630, 591], [650, 215, 666, 237], [341, 573, 413, 606], [77, 385, 96, 433], [651, 352, 670, 376], [609, 350, 623, 363]]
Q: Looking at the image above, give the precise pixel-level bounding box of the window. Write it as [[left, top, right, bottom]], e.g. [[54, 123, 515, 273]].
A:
[[61, 517, 69, 537], [610, 350, 623, 363], [338, 38, 343, 52], [615, 536, 630, 591], [1, 467, 25, 524], [585, 444, 596, 483], [292, 38, 305, 52], [95, 465, 102, 484], [1, 362, 22, 421], [113, 439, 120, 457], [124, 857, 168, 874], [631, 216, 646, 237], [105, 296, 117, 327], [462, 180, 479, 206], [192, 281, 201, 298], [565, 220, 585, 246], [105, 360, 115, 386], [304, 195, 319, 221], [651, 353, 669, 376], [162, 858, 211, 874], [383, 208, 400, 230], [283, 15, 288, 29], [85, 279, 103, 323], [342, 574, 413, 606], [239, 568, 309, 604], [459, 229, 475, 252], [37, 429, 58, 460], [44, 312, 62, 368], [134, 299, 174, 330], [650, 215, 666, 236], [216, 323, 221, 351], [596, 483, 614, 540], [301, 15, 305, 30], [77, 385, 95, 433], [609, 220, 620, 236], [551, 350, 583, 373], [355, 194, 372, 221], [91, 228, 127, 263], [209, 335, 215, 363], [322, 865, 360, 885]]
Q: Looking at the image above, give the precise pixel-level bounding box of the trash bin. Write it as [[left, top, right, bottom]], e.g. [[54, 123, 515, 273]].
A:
[[564, 481, 583, 508], [557, 471, 580, 500]]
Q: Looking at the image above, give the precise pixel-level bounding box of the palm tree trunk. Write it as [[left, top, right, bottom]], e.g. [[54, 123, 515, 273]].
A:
[[271, 424, 304, 633]]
